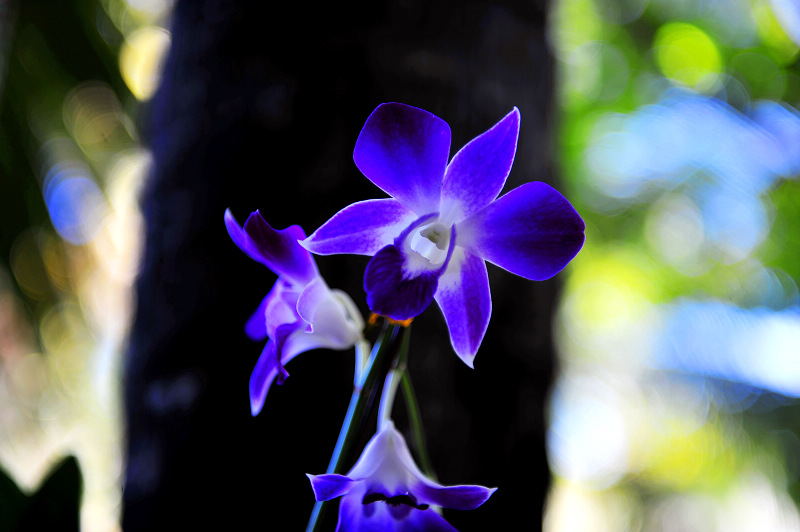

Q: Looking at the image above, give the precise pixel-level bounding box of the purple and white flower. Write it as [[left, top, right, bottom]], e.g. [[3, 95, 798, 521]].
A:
[[301, 103, 585, 366], [225, 209, 363, 416], [308, 422, 495, 532]]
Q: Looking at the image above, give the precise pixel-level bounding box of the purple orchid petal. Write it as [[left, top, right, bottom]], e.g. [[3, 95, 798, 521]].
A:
[[244, 278, 300, 340], [336, 492, 370, 532], [457, 182, 585, 281], [296, 276, 329, 326], [224, 209, 317, 285], [439, 108, 521, 225], [301, 199, 417, 256], [434, 249, 491, 368], [249, 320, 338, 415], [244, 293, 270, 341], [400, 508, 460, 532], [415, 483, 497, 511], [296, 277, 362, 348], [249, 336, 288, 416], [262, 279, 303, 339], [354, 103, 451, 215], [363, 214, 456, 321], [307, 474, 358, 501]]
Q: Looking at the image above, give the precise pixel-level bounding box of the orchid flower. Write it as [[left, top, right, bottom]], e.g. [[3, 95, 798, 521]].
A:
[[301, 103, 585, 366], [308, 421, 495, 531], [225, 209, 363, 416]]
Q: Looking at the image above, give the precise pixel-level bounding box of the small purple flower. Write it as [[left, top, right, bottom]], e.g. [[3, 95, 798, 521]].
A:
[[225, 209, 363, 416], [308, 422, 495, 531], [301, 103, 585, 366]]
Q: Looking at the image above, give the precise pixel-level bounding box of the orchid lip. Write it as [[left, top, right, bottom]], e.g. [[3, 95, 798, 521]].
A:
[[362, 213, 460, 320]]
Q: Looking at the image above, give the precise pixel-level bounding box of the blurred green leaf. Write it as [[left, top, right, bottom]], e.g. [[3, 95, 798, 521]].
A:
[[0, 466, 26, 530], [0, 456, 83, 532]]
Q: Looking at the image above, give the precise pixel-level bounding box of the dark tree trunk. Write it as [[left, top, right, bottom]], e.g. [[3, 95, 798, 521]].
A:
[[123, 0, 557, 529]]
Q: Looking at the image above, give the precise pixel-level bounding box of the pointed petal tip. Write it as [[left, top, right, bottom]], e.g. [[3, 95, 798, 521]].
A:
[[451, 330, 478, 367], [307, 473, 358, 502], [458, 351, 476, 369], [244, 209, 268, 228], [298, 227, 329, 256], [476, 486, 498, 506], [224, 208, 241, 234], [299, 227, 348, 256], [297, 236, 312, 251], [417, 482, 497, 511], [449, 329, 479, 368], [250, 397, 263, 417], [298, 234, 331, 256], [498, 106, 520, 128]]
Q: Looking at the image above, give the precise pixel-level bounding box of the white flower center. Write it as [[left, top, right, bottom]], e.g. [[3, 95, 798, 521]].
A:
[[409, 222, 451, 266]]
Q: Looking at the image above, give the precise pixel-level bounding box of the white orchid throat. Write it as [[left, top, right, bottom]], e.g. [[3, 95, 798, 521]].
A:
[[411, 222, 451, 265], [399, 214, 457, 279]]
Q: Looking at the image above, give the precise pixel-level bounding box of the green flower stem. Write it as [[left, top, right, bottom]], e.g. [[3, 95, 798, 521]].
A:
[[306, 321, 406, 532], [400, 370, 436, 481]]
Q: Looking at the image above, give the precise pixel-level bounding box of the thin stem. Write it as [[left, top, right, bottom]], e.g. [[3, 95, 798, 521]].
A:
[[306, 321, 404, 532], [378, 369, 401, 429], [401, 370, 436, 480], [376, 321, 413, 428]]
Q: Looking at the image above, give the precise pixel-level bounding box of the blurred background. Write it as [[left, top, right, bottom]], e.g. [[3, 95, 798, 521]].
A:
[[546, 0, 800, 530], [0, 0, 798, 530], [0, 0, 169, 530]]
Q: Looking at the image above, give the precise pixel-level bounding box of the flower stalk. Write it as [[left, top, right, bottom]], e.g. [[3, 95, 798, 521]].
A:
[[377, 323, 436, 480], [306, 320, 405, 532]]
